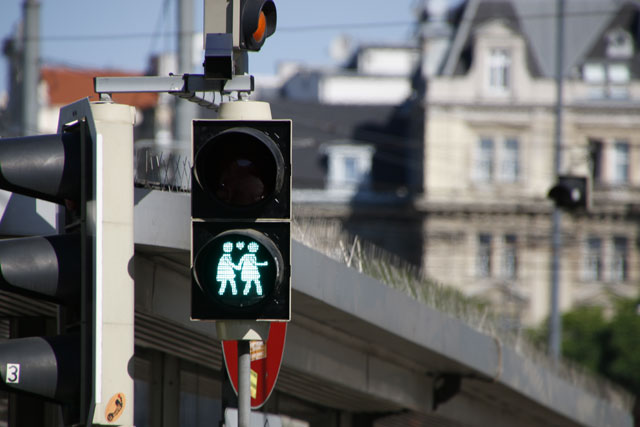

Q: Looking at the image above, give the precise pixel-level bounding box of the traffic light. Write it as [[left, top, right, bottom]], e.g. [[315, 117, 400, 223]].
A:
[[0, 123, 86, 423], [0, 99, 135, 426], [191, 113, 291, 321], [240, 0, 277, 51], [548, 175, 588, 210], [203, 0, 277, 52]]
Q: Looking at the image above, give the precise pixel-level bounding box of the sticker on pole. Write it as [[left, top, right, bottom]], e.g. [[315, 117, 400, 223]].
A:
[[105, 393, 126, 423]]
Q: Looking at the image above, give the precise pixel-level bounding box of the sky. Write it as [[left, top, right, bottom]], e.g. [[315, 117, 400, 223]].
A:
[[0, 0, 420, 96]]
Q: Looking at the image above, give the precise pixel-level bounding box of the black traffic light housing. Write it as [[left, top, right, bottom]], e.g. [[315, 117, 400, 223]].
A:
[[548, 175, 588, 210], [0, 99, 136, 425], [0, 118, 92, 424], [191, 119, 291, 321]]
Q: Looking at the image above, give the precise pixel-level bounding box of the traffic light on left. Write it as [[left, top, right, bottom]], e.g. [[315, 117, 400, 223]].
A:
[[0, 99, 135, 426]]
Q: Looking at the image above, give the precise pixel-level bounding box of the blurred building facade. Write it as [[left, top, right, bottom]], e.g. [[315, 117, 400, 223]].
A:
[[420, 0, 640, 326], [3, 0, 639, 331], [269, 0, 640, 328], [0, 1, 638, 424]]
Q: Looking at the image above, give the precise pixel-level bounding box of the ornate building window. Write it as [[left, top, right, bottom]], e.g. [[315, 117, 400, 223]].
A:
[[611, 236, 629, 283], [583, 29, 633, 99], [606, 29, 633, 59], [487, 48, 511, 93], [584, 236, 603, 282], [322, 142, 375, 192], [501, 234, 518, 279], [588, 139, 604, 184], [501, 138, 520, 182], [477, 234, 492, 278], [476, 137, 494, 182], [474, 136, 520, 184], [613, 141, 630, 185]]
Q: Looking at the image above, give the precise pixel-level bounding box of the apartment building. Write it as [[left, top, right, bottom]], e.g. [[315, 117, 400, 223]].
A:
[[421, 0, 640, 325]]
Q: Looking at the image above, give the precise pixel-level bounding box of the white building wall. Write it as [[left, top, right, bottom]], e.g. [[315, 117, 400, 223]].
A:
[[278, 46, 419, 105], [357, 48, 419, 76], [320, 75, 412, 105]]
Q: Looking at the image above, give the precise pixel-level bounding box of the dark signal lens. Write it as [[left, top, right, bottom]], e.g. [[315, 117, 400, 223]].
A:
[[194, 127, 284, 209]]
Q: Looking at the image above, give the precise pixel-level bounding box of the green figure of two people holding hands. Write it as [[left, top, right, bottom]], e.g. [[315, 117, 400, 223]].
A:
[[216, 241, 268, 296]]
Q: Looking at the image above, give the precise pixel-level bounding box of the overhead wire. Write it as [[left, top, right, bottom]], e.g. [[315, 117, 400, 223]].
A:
[[23, 7, 625, 43], [147, 0, 175, 61]]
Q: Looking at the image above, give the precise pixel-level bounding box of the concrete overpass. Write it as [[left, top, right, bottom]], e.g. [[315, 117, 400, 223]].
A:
[[0, 187, 633, 426]]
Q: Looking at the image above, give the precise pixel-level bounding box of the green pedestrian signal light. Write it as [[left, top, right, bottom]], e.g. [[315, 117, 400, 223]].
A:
[[193, 230, 284, 308]]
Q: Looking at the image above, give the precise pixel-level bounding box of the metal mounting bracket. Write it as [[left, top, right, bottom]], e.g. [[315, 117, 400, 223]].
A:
[[93, 74, 255, 110]]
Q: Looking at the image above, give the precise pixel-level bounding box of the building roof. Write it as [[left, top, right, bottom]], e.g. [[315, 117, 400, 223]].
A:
[[269, 99, 411, 191], [579, 2, 640, 77], [442, 0, 635, 78], [41, 67, 158, 109]]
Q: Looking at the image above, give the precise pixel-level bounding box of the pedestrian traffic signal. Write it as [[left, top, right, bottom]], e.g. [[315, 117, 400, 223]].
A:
[[0, 99, 135, 426], [240, 0, 277, 51], [548, 175, 588, 210], [191, 115, 291, 321]]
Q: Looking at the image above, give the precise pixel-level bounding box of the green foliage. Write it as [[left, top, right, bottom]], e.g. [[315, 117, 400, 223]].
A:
[[560, 296, 640, 395], [561, 305, 608, 374], [606, 298, 640, 394]]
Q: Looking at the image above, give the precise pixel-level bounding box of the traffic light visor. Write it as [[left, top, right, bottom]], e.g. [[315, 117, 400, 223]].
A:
[[0, 132, 81, 205], [194, 127, 285, 210]]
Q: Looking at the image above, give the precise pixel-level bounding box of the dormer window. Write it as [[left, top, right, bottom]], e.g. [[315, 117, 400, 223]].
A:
[[584, 28, 634, 99], [487, 48, 511, 93], [606, 29, 633, 59], [321, 142, 374, 193], [584, 61, 630, 99]]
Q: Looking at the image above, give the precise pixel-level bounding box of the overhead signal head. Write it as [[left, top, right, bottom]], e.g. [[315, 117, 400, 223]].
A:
[[191, 117, 292, 322], [241, 0, 277, 51], [548, 175, 588, 210]]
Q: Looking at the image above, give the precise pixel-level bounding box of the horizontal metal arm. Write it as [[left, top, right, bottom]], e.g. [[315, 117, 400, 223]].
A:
[[93, 74, 255, 110]]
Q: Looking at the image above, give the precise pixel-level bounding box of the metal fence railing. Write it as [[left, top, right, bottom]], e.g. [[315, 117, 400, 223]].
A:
[[134, 140, 191, 192]]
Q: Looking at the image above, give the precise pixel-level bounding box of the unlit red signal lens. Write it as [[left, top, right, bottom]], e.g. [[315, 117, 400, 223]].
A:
[[253, 11, 267, 42], [194, 127, 285, 210]]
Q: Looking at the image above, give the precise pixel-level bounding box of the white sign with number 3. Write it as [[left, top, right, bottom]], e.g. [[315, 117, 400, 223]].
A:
[[5, 363, 20, 384]]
